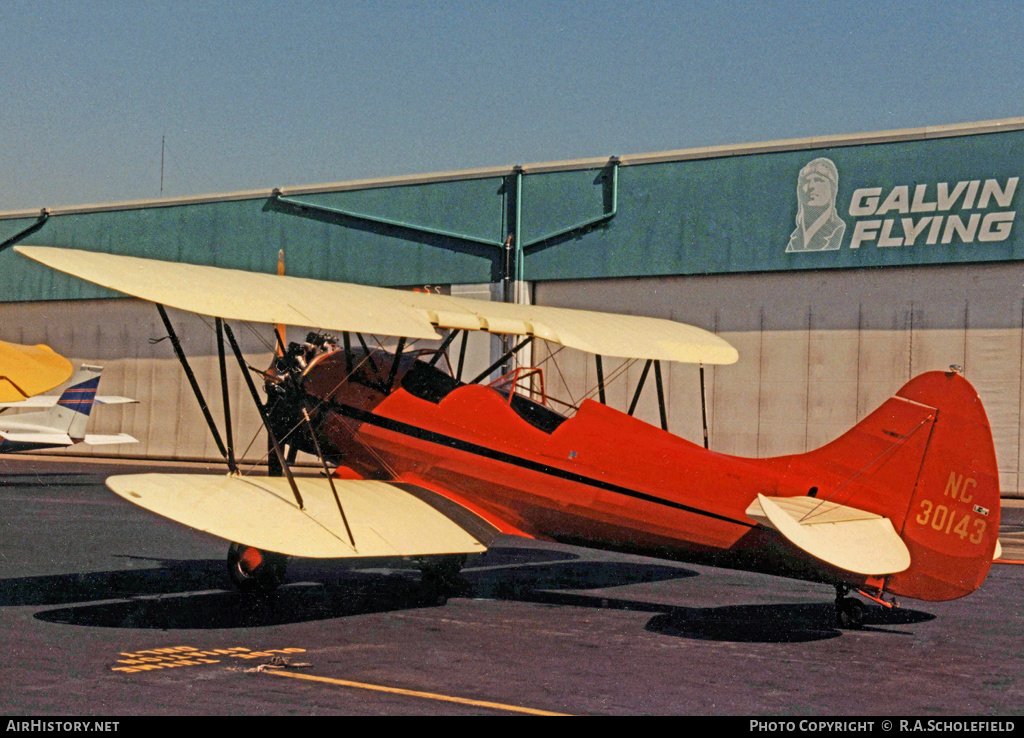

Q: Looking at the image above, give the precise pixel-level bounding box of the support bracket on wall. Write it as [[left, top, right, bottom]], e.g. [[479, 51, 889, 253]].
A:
[[0, 209, 49, 253]]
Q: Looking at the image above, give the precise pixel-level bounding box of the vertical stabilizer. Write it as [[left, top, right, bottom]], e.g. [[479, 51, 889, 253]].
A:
[[784, 370, 1000, 601], [45, 365, 102, 440]]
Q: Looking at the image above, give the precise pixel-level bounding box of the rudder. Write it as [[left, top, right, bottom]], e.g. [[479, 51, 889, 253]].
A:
[[779, 370, 1000, 601], [886, 371, 1000, 601]]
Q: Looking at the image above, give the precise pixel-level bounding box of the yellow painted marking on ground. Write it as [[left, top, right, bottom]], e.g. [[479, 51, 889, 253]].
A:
[[266, 670, 571, 716], [110, 646, 306, 673]]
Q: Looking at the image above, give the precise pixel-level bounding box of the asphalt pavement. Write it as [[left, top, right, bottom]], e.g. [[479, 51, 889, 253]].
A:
[[2, 455, 1022, 716]]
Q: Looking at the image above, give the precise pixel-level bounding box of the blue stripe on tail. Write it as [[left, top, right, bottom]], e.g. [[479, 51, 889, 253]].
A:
[[57, 377, 100, 414]]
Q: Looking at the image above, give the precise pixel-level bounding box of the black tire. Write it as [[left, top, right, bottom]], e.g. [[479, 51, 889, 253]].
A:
[[227, 542, 288, 593], [836, 597, 866, 630], [419, 554, 467, 603]]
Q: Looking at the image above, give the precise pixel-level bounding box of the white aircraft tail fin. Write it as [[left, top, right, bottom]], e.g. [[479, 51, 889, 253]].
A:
[[36, 365, 103, 441]]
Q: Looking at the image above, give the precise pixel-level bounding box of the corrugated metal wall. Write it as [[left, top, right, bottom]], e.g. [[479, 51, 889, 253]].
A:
[[5, 261, 1024, 499], [2, 299, 269, 466], [6, 120, 1024, 303], [535, 263, 1024, 498]]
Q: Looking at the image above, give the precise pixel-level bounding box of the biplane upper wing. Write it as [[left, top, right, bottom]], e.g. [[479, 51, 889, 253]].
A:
[[15, 246, 737, 365], [0, 339, 74, 403], [105, 474, 497, 558]]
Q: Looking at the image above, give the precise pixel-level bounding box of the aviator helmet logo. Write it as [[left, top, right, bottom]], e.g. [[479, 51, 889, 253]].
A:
[[785, 157, 846, 252]]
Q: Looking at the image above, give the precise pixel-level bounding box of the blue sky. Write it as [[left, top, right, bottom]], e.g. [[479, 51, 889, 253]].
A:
[[1, 0, 1022, 211]]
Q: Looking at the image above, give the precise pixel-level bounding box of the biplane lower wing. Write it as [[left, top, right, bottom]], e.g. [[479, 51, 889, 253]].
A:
[[105, 474, 497, 559]]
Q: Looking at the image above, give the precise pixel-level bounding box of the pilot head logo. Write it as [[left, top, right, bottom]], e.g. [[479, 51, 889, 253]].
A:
[[786, 157, 846, 252]]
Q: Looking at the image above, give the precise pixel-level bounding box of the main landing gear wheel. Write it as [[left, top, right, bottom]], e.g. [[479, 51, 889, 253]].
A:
[[835, 589, 867, 630], [227, 542, 288, 593], [418, 554, 467, 605]]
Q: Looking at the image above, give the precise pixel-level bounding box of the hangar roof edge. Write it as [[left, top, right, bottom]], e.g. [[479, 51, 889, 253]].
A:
[[3, 115, 1023, 221]]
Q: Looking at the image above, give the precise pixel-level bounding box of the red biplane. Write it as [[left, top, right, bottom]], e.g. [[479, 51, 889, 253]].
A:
[[16, 245, 1002, 628]]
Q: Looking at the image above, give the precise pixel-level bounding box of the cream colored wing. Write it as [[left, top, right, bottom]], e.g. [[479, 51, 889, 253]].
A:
[[746, 494, 911, 575], [401, 289, 738, 364], [105, 473, 493, 559], [16, 246, 736, 365], [15, 246, 440, 340]]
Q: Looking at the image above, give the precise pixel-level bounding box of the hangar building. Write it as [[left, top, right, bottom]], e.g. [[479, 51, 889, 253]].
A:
[[2, 117, 1023, 498]]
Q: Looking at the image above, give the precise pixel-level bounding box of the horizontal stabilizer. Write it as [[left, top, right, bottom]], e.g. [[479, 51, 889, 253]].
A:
[[105, 473, 491, 559], [0, 431, 73, 446], [0, 395, 136, 409], [746, 494, 911, 576], [82, 433, 137, 446]]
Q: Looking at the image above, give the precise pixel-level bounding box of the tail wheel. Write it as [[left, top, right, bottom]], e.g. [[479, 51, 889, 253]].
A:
[[227, 542, 287, 593]]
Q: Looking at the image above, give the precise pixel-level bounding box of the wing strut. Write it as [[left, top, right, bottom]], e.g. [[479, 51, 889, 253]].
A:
[[384, 337, 407, 392], [456, 330, 469, 381], [626, 359, 669, 431], [595, 355, 607, 404], [627, 360, 652, 416], [354, 333, 378, 372], [428, 330, 461, 367], [215, 318, 238, 473], [341, 332, 354, 373], [469, 336, 534, 385], [221, 321, 305, 510], [301, 402, 356, 548], [699, 363, 709, 449], [155, 304, 232, 465], [654, 360, 668, 431]]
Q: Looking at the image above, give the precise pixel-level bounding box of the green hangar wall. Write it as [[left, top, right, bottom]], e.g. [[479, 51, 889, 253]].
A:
[[2, 117, 1024, 496]]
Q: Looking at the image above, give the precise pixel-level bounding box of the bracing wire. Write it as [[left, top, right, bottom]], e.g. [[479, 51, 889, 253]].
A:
[[798, 414, 934, 523]]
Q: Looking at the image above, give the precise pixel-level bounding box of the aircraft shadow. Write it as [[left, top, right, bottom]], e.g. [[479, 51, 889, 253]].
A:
[[644, 603, 934, 643], [1, 559, 230, 607], [16, 545, 934, 640], [24, 548, 692, 630], [0, 472, 97, 488], [462, 562, 934, 643]]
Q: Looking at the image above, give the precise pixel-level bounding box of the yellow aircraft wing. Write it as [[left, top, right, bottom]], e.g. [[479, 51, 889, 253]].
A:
[[16, 246, 737, 365], [0, 340, 74, 403]]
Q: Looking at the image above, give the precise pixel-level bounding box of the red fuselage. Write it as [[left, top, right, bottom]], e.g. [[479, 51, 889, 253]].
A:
[[290, 347, 1000, 602], [295, 349, 868, 592]]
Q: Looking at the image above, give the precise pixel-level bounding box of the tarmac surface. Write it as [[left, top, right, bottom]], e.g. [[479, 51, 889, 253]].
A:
[[1, 455, 1022, 717]]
